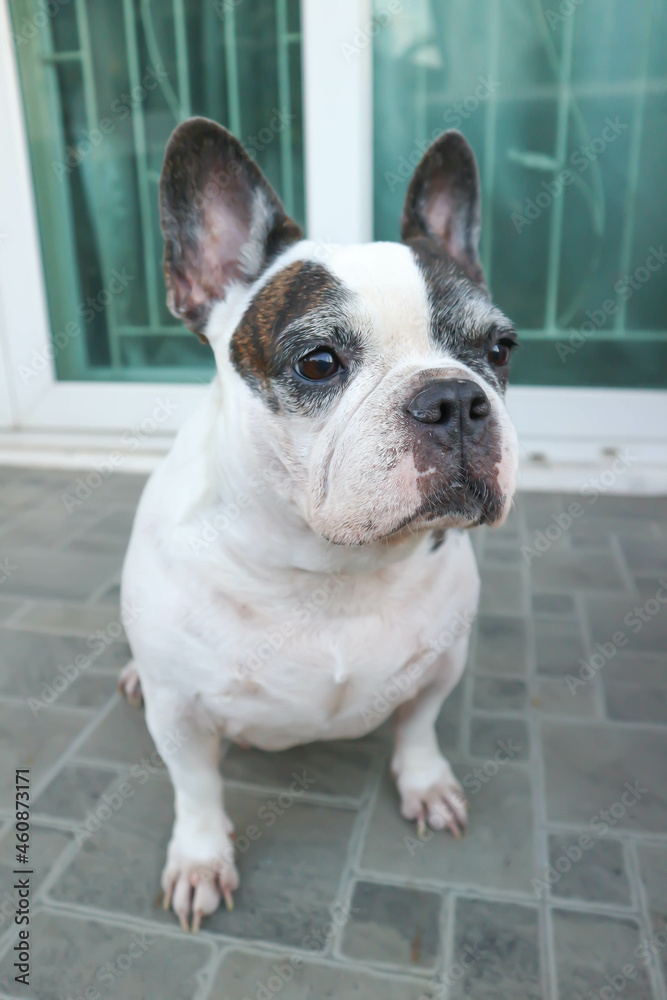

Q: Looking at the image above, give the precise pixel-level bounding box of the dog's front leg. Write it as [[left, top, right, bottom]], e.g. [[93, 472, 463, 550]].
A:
[[143, 694, 238, 931], [391, 635, 469, 838]]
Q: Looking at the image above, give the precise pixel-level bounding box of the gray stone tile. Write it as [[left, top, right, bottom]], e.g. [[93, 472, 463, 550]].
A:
[[605, 682, 667, 723], [547, 833, 631, 905], [0, 628, 123, 708], [621, 538, 667, 575], [435, 677, 465, 753], [0, 549, 121, 600], [634, 575, 667, 602], [531, 592, 576, 616], [473, 677, 527, 712], [50, 771, 358, 946], [0, 909, 210, 999], [534, 618, 587, 677], [553, 910, 653, 1000], [64, 533, 130, 556], [449, 899, 541, 999], [203, 787, 357, 943], [534, 677, 598, 718], [469, 716, 529, 761], [522, 492, 567, 529], [474, 616, 528, 676], [223, 736, 378, 801], [542, 722, 667, 833], [33, 763, 118, 821], [479, 566, 528, 617], [530, 548, 628, 593], [585, 495, 667, 521], [571, 515, 661, 543], [210, 950, 431, 1000], [637, 844, 667, 952], [340, 880, 442, 969], [584, 593, 667, 654], [10, 600, 125, 636], [603, 652, 667, 686], [360, 766, 535, 893], [0, 823, 72, 905], [48, 771, 174, 923], [0, 511, 86, 550], [0, 702, 89, 804], [0, 627, 131, 675], [77, 698, 157, 765], [0, 596, 26, 622]]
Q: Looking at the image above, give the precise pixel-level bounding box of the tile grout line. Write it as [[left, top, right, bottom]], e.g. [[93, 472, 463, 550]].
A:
[[624, 839, 667, 1000]]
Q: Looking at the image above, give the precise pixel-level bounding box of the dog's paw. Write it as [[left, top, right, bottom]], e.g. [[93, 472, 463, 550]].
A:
[[162, 842, 239, 932], [118, 661, 143, 707], [392, 751, 468, 839]]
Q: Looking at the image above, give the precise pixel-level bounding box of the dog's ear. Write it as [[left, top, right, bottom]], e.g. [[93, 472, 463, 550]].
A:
[[401, 130, 485, 288], [160, 117, 303, 341]]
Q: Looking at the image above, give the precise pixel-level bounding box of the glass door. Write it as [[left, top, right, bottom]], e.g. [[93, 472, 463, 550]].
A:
[[373, 0, 667, 388], [9, 0, 304, 383]]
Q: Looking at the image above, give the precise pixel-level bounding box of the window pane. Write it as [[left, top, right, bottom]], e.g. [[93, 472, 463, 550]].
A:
[[373, 0, 667, 387], [11, 0, 304, 382]]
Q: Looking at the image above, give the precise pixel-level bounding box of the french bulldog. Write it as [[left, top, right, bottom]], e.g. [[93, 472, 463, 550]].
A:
[[120, 117, 519, 931]]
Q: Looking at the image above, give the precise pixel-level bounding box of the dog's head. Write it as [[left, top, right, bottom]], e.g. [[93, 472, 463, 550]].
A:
[[160, 118, 519, 546]]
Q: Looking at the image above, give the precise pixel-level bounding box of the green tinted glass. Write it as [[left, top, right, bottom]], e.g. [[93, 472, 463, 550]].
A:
[[374, 0, 667, 387], [11, 0, 304, 382]]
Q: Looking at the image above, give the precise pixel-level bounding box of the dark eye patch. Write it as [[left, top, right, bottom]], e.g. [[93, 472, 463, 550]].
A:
[[230, 259, 361, 413]]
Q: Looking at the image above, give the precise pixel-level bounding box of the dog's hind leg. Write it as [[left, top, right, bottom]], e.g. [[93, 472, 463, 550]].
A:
[[391, 635, 469, 839], [118, 660, 143, 707]]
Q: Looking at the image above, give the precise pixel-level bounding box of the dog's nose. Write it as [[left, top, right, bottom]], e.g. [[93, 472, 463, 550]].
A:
[[406, 379, 491, 436]]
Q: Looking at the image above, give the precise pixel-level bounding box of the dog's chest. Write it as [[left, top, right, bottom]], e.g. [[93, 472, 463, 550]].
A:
[[166, 536, 479, 750]]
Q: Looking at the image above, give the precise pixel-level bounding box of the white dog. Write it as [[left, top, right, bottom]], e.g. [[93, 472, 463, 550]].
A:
[[120, 118, 519, 931]]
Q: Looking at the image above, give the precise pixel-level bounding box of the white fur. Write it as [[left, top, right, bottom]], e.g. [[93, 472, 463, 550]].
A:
[[121, 238, 518, 929]]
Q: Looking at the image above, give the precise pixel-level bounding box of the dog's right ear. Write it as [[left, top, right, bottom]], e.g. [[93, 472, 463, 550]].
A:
[[160, 117, 302, 341]]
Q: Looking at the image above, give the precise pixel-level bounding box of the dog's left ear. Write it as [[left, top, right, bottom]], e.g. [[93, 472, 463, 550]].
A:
[[401, 130, 485, 289], [160, 117, 302, 341]]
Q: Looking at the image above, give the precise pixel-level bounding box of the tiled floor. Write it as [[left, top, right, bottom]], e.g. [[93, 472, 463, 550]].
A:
[[0, 464, 665, 999]]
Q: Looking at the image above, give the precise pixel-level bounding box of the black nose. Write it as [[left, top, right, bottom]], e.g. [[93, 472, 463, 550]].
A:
[[406, 379, 491, 436]]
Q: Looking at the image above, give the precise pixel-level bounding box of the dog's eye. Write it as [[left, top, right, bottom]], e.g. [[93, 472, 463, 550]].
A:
[[488, 339, 514, 368], [294, 349, 342, 382]]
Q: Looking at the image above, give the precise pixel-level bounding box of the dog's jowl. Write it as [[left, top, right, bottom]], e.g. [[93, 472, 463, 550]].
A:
[[120, 117, 519, 930]]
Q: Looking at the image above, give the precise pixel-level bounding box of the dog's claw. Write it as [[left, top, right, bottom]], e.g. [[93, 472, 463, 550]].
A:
[[192, 910, 202, 934], [417, 815, 428, 840], [179, 911, 190, 933], [224, 888, 235, 911]]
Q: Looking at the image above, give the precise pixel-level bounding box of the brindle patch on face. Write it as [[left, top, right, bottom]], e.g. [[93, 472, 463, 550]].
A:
[[229, 259, 352, 411], [407, 236, 515, 396]]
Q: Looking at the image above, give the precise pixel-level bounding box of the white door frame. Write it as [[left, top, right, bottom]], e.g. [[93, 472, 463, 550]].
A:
[[1, 0, 666, 489]]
